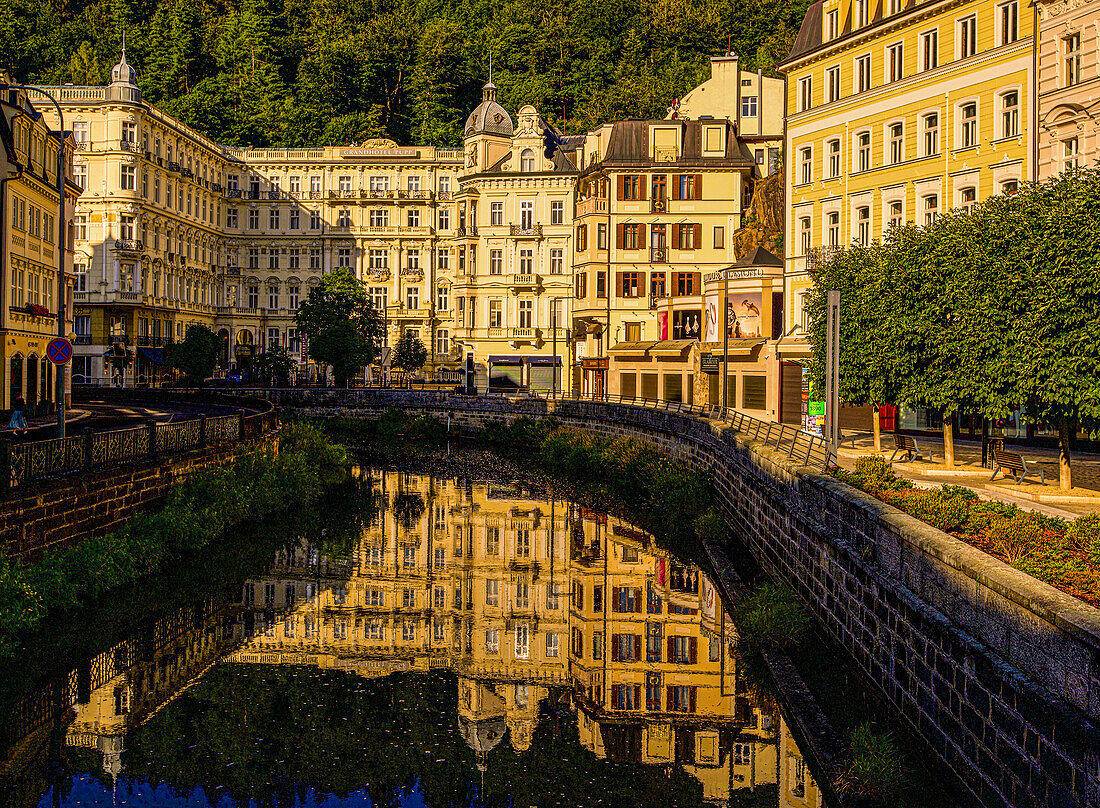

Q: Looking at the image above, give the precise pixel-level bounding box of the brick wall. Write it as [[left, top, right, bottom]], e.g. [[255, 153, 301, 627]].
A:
[[248, 388, 1100, 808], [0, 434, 278, 562]]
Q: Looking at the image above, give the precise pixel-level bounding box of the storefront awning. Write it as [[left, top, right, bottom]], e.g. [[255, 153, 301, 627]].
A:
[[527, 356, 563, 366], [649, 339, 696, 357], [712, 338, 767, 358], [609, 341, 658, 357], [487, 355, 525, 365], [775, 333, 812, 355]]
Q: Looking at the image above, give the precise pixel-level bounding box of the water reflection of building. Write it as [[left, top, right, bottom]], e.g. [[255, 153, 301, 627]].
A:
[[779, 715, 825, 808], [567, 508, 777, 804]]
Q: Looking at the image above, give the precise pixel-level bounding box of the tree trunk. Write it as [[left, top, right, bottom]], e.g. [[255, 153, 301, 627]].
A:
[[872, 406, 882, 453], [943, 412, 955, 467], [1059, 419, 1074, 491]]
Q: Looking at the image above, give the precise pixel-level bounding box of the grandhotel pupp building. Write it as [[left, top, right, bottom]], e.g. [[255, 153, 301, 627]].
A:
[[778, 0, 1033, 377]]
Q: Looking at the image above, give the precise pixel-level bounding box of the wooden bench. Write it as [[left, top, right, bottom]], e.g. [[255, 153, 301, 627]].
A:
[[889, 434, 934, 463], [990, 448, 1046, 485]]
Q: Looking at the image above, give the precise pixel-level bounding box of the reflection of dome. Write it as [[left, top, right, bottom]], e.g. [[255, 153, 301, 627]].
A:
[[458, 714, 508, 771], [464, 82, 514, 137]]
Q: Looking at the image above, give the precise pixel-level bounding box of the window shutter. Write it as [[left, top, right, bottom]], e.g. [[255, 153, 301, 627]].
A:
[[693, 224, 702, 249], [672, 223, 680, 244], [667, 636, 675, 661], [616, 224, 625, 248], [689, 686, 697, 712], [617, 175, 625, 200], [667, 685, 675, 709], [611, 634, 619, 661], [639, 176, 647, 201], [694, 174, 703, 199], [616, 272, 624, 297], [634, 634, 642, 660], [633, 685, 641, 708], [689, 636, 697, 664], [672, 176, 681, 201], [692, 272, 702, 292]]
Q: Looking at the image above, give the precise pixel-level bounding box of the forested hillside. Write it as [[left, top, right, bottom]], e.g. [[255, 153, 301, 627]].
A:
[[0, 0, 808, 147]]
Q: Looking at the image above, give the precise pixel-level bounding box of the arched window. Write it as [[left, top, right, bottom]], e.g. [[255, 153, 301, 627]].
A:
[[520, 149, 535, 172]]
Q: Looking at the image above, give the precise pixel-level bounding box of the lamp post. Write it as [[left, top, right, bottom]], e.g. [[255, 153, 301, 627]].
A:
[[12, 85, 67, 437], [548, 296, 570, 399]]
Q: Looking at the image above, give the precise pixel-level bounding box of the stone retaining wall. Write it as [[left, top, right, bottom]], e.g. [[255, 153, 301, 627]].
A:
[[248, 387, 1100, 808], [0, 433, 279, 561]]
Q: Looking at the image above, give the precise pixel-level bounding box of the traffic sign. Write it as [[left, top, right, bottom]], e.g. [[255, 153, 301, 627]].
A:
[[47, 337, 73, 365]]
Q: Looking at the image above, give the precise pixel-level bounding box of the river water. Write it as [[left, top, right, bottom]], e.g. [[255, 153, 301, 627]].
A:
[[7, 462, 853, 807]]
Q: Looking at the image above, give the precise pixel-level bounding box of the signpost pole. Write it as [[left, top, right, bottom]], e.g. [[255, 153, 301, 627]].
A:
[[824, 290, 841, 456], [720, 272, 729, 412]]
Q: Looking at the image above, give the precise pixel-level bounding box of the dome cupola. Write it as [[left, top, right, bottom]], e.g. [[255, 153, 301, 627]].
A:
[[464, 80, 513, 138]]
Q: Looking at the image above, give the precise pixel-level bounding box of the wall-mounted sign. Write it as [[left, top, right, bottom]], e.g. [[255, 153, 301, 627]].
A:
[[705, 293, 763, 341], [701, 356, 723, 372], [340, 148, 418, 159], [672, 309, 701, 340]]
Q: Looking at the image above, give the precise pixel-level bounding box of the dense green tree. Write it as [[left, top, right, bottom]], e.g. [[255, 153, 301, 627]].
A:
[[807, 168, 1100, 489], [167, 324, 220, 385], [294, 267, 383, 386], [250, 346, 295, 386], [392, 328, 428, 380], [0, 0, 811, 147]]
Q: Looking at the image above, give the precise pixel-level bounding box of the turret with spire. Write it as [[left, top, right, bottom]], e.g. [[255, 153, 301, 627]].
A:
[[108, 33, 141, 103]]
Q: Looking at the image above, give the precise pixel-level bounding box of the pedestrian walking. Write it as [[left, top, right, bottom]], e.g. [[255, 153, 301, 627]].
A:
[[8, 395, 27, 435]]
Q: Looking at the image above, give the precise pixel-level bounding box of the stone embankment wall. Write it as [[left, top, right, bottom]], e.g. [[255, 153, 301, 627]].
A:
[[0, 433, 278, 562], [244, 387, 1100, 808]]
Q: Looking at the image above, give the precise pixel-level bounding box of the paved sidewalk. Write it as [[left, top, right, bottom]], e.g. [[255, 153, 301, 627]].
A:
[[837, 431, 1100, 518]]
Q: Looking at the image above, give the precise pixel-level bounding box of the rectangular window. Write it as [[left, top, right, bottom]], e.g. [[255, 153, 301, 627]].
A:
[[550, 200, 564, 224], [959, 15, 977, 59], [669, 635, 697, 664], [921, 30, 939, 71], [620, 272, 641, 297], [120, 165, 135, 190], [740, 95, 758, 117], [1001, 91, 1020, 138], [856, 54, 872, 93], [857, 206, 871, 246], [248, 209, 260, 229], [827, 139, 841, 177], [490, 249, 503, 275], [486, 630, 499, 653], [269, 208, 280, 229], [889, 122, 904, 164], [491, 201, 503, 225], [888, 201, 903, 230], [1064, 136, 1080, 170], [1064, 33, 1081, 86], [799, 147, 813, 185], [887, 42, 904, 82], [924, 194, 939, 225], [798, 76, 812, 111], [550, 248, 564, 274], [289, 208, 300, 229], [515, 623, 530, 659], [620, 175, 643, 200], [612, 586, 641, 613], [668, 685, 697, 713], [825, 7, 839, 39], [857, 131, 872, 172], [369, 209, 388, 227], [826, 66, 841, 103], [998, 1, 1018, 45], [620, 223, 641, 250]]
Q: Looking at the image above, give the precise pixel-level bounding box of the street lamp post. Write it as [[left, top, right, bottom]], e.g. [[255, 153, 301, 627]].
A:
[[12, 85, 68, 438]]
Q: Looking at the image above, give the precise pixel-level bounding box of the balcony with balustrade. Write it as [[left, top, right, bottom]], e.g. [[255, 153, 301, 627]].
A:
[[114, 239, 144, 253], [576, 197, 608, 216], [509, 224, 543, 238]]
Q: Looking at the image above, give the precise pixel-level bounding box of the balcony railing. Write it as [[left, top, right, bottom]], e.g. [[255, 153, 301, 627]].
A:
[[456, 226, 478, 237], [513, 274, 539, 287], [397, 190, 432, 200], [511, 328, 536, 340], [267, 190, 282, 200], [576, 198, 608, 216], [74, 334, 92, 345], [650, 247, 668, 263], [180, 167, 194, 179], [509, 224, 543, 237], [308, 190, 323, 199], [167, 161, 181, 173], [119, 140, 138, 152], [73, 141, 90, 151], [247, 189, 261, 199], [212, 183, 224, 192], [225, 189, 242, 198], [401, 266, 424, 277], [438, 191, 453, 201], [114, 239, 143, 251], [651, 198, 668, 213]]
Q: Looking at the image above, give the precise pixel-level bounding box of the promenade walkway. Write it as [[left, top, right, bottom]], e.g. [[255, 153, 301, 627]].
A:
[[838, 430, 1100, 518]]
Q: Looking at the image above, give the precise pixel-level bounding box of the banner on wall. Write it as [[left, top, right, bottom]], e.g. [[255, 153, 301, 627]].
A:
[[704, 294, 720, 342], [729, 293, 763, 339], [657, 311, 669, 341]]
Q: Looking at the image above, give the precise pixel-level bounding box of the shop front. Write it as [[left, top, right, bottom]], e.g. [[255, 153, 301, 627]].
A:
[[3, 331, 55, 413], [486, 355, 564, 394], [608, 340, 699, 403]]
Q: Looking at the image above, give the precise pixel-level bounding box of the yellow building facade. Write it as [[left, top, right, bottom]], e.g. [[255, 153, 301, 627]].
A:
[[780, 0, 1035, 372], [0, 79, 80, 411]]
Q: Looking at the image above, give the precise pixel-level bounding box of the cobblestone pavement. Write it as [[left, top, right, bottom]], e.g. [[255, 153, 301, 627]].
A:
[[838, 431, 1100, 518]]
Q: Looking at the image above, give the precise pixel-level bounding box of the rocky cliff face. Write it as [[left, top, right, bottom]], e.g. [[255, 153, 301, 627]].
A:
[[732, 170, 784, 259]]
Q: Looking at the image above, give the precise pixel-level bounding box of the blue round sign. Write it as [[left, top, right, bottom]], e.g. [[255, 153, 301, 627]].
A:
[[47, 337, 73, 365]]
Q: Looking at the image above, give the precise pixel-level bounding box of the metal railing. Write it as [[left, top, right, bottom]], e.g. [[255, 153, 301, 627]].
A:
[[536, 391, 835, 470], [1, 405, 278, 490]]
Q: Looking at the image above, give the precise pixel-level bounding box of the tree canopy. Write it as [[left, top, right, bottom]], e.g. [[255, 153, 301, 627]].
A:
[[167, 324, 219, 385], [0, 0, 810, 147], [806, 168, 1100, 487], [392, 328, 428, 377], [294, 268, 383, 385]]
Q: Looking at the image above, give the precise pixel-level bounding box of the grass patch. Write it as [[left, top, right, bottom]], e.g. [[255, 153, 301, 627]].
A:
[[837, 723, 908, 806], [732, 582, 812, 654], [0, 422, 349, 661], [835, 455, 1100, 606]]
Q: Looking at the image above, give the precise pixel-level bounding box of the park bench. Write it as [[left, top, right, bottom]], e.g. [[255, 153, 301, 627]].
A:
[[889, 434, 934, 463], [990, 448, 1046, 485]]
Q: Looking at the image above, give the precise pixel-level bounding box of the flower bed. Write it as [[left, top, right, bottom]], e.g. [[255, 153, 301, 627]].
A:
[[834, 456, 1100, 606]]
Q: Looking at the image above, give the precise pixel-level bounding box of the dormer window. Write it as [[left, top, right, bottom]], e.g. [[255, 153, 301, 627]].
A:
[[520, 149, 535, 172], [825, 8, 839, 39]]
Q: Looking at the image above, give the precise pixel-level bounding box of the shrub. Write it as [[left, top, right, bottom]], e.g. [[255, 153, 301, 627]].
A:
[[837, 723, 907, 806], [1066, 512, 1100, 561], [852, 455, 911, 492], [984, 514, 1044, 564], [732, 582, 811, 654]]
